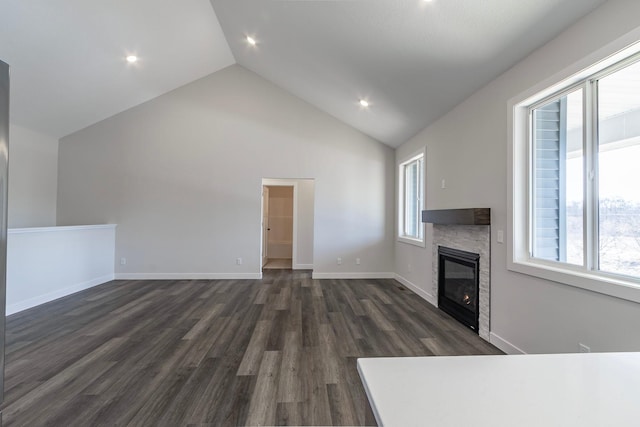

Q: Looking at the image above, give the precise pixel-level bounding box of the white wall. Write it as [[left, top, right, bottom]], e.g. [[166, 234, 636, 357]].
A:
[[297, 179, 315, 268], [7, 225, 116, 315], [8, 124, 58, 228], [395, 0, 640, 354], [57, 65, 395, 279]]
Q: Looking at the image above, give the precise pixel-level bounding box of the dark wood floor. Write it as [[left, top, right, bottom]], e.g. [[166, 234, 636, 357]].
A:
[[2, 270, 501, 426]]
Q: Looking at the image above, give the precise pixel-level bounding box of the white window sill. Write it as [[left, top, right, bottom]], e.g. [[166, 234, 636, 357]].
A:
[[398, 235, 426, 248], [508, 258, 640, 304]]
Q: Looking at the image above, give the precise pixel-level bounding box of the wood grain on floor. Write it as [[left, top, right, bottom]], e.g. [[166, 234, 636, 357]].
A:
[[2, 270, 502, 426]]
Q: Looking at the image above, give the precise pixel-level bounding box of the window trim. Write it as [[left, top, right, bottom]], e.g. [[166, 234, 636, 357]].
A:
[[398, 148, 426, 248], [508, 38, 640, 304]]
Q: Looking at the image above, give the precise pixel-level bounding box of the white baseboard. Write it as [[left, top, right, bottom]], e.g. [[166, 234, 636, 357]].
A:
[[293, 264, 313, 270], [490, 332, 527, 354], [114, 272, 263, 280], [311, 272, 395, 279], [393, 274, 437, 306], [6, 274, 115, 316]]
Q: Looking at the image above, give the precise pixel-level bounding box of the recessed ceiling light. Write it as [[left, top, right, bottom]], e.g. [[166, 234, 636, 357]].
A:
[[359, 99, 370, 108], [126, 55, 138, 63], [246, 36, 257, 46]]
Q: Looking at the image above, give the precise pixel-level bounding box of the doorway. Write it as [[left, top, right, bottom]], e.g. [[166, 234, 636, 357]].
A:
[[262, 185, 294, 270], [261, 178, 315, 271]]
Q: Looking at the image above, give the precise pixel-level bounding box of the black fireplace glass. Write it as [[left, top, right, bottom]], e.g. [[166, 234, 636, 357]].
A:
[[442, 259, 477, 311], [438, 246, 480, 332]]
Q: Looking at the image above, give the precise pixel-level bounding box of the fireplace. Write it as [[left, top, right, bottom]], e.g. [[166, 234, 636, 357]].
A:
[[438, 246, 480, 333], [424, 209, 490, 340]]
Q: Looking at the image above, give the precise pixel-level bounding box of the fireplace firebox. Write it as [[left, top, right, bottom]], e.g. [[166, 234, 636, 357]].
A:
[[438, 246, 480, 333]]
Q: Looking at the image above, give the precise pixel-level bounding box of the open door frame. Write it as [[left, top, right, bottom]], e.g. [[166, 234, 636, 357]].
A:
[[261, 179, 298, 269], [261, 186, 269, 267], [0, 60, 10, 422]]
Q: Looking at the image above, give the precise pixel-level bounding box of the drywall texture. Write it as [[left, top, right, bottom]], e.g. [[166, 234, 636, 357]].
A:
[[396, 0, 640, 354], [8, 124, 58, 228], [57, 65, 394, 277]]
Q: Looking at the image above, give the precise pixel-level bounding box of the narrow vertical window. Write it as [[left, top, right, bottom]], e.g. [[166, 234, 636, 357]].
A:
[[399, 152, 425, 245]]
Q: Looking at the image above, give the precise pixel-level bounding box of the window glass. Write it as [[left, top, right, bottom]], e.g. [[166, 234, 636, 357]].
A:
[[404, 159, 421, 238], [565, 91, 584, 266], [597, 60, 640, 277], [399, 155, 424, 243], [531, 89, 583, 265]]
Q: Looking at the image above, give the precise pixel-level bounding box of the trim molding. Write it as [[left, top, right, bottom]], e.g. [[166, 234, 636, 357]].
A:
[[489, 332, 526, 354], [294, 264, 313, 270], [394, 274, 437, 306], [6, 274, 115, 316], [312, 272, 395, 280], [114, 272, 263, 280]]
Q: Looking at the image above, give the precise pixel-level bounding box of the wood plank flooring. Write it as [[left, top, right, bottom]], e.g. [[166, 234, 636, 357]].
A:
[[2, 270, 501, 426], [262, 259, 293, 270]]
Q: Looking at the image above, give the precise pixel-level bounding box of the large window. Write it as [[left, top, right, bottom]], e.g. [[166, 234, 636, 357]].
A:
[[398, 151, 425, 246], [512, 45, 640, 301]]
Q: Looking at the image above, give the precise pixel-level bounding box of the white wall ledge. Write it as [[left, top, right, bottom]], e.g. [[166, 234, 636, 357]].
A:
[[7, 224, 117, 315], [9, 224, 117, 234]]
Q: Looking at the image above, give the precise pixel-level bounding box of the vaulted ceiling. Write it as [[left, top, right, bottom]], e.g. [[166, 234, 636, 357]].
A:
[[0, 0, 609, 147]]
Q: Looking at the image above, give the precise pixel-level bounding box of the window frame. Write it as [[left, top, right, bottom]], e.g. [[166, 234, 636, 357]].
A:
[[398, 148, 426, 247], [509, 40, 640, 304]]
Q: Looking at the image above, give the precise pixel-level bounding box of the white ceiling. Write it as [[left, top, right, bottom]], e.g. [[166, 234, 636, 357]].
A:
[[1, 0, 609, 145], [0, 0, 234, 138]]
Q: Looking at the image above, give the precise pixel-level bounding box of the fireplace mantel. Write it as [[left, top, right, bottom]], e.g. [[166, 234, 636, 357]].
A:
[[422, 208, 490, 225]]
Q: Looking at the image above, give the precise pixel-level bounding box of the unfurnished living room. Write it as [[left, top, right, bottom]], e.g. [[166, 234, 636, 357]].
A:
[[0, 0, 639, 426]]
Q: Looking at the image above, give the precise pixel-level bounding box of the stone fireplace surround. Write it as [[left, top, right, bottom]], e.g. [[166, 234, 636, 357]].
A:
[[423, 209, 490, 341]]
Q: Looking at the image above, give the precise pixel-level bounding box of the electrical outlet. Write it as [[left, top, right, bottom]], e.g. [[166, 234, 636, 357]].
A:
[[497, 230, 504, 244], [441, 179, 446, 189], [120, 257, 126, 265], [356, 258, 361, 265], [579, 343, 591, 353], [337, 257, 342, 265], [236, 257, 242, 265]]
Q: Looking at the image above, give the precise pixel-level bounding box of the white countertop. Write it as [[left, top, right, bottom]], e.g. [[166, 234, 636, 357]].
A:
[[357, 352, 640, 427]]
